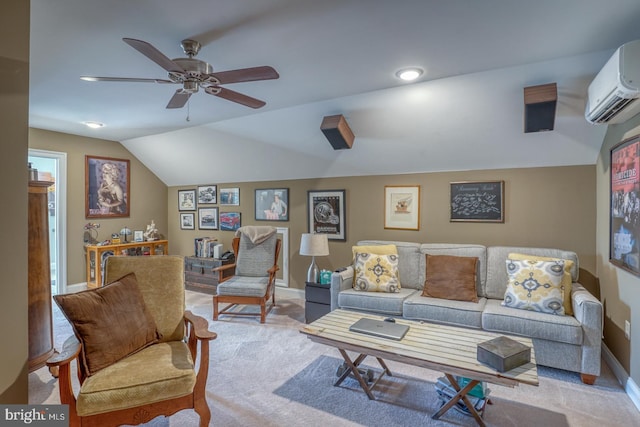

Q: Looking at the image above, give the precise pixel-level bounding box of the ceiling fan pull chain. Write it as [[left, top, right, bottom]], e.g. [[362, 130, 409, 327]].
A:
[[186, 98, 190, 122]]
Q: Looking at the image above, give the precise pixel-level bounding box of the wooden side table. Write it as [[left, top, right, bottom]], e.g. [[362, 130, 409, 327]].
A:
[[305, 282, 331, 323]]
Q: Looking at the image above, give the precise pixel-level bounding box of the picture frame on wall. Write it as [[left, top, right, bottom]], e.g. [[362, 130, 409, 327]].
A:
[[255, 188, 289, 221], [197, 185, 217, 204], [180, 212, 195, 230], [610, 134, 640, 277], [384, 185, 420, 230], [450, 180, 505, 223], [85, 155, 130, 218], [220, 212, 241, 231], [308, 190, 346, 240], [220, 187, 240, 206], [178, 189, 196, 211], [198, 207, 218, 230]]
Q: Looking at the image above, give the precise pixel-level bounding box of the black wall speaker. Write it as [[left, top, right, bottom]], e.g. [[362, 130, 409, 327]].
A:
[[321, 114, 354, 150], [524, 83, 557, 133]]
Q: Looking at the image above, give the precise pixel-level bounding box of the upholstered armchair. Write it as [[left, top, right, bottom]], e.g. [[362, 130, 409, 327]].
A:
[[48, 255, 215, 427], [213, 226, 281, 323]]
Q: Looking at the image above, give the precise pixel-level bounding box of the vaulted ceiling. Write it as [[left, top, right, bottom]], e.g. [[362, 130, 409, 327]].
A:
[[29, 0, 640, 185]]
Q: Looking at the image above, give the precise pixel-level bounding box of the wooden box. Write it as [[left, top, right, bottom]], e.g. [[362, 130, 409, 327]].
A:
[[477, 336, 531, 372]]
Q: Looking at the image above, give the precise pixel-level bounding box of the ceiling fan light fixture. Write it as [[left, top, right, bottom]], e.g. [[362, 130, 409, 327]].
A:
[[83, 121, 104, 129], [80, 76, 98, 82], [395, 67, 423, 81]]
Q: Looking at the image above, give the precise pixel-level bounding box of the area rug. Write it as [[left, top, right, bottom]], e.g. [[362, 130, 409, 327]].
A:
[[29, 289, 640, 426]]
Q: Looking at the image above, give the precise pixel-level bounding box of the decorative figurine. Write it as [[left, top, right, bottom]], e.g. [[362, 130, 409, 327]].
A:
[[144, 220, 160, 241]]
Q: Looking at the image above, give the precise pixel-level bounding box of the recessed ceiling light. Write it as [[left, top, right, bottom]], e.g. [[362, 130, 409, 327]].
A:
[[83, 121, 104, 129], [395, 67, 424, 81]]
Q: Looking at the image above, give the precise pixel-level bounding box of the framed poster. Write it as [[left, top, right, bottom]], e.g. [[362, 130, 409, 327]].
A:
[[178, 189, 196, 211], [85, 155, 130, 218], [220, 212, 241, 231], [197, 185, 217, 204], [255, 188, 289, 221], [220, 187, 240, 206], [308, 190, 346, 240], [198, 207, 218, 230], [384, 186, 420, 230], [610, 134, 640, 276], [180, 212, 195, 230], [450, 180, 505, 222]]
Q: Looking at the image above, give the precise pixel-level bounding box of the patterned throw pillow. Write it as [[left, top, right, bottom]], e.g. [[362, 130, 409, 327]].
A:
[[502, 258, 565, 315], [353, 253, 400, 293]]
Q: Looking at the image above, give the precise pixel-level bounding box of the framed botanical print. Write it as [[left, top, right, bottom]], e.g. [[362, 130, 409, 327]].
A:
[[178, 189, 196, 211], [307, 190, 346, 240], [85, 155, 130, 218], [255, 188, 289, 221], [610, 134, 640, 276], [384, 185, 420, 230]]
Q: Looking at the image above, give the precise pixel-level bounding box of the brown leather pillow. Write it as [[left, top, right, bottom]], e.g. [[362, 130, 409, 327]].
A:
[[53, 272, 162, 376], [422, 254, 479, 302]]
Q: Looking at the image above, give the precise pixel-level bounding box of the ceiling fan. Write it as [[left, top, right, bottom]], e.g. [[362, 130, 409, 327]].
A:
[[81, 38, 279, 109]]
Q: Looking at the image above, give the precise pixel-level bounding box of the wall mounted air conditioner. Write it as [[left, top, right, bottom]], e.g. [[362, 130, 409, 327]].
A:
[[585, 40, 640, 124]]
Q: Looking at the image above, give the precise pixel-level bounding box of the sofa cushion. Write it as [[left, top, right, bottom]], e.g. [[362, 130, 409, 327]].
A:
[[403, 293, 486, 329], [420, 244, 487, 297], [422, 254, 478, 302], [338, 288, 417, 316], [76, 341, 196, 416], [53, 273, 162, 376], [509, 252, 574, 315], [352, 244, 398, 259], [486, 246, 579, 299], [502, 258, 565, 315], [483, 300, 582, 345], [354, 253, 400, 292], [357, 240, 424, 289]]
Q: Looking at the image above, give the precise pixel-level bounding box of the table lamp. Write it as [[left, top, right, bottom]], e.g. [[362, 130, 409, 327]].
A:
[[300, 233, 329, 283]]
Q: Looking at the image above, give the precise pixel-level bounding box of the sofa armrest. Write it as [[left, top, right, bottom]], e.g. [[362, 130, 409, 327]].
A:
[[330, 266, 354, 311], [572, 282, 603, 376]]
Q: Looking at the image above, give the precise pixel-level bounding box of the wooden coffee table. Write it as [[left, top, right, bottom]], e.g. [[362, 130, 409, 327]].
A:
[[300, 309, 538, 426]]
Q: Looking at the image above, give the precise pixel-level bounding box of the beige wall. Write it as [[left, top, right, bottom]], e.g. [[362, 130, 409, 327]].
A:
[[29, 129, 169, 285], [169, 165, 596, 291], [0, 1, 29, 404], [596, 114, 640, 383]]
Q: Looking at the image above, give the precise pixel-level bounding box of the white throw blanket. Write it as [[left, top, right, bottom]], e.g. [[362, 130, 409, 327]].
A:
[[235, 226, 277, 244]]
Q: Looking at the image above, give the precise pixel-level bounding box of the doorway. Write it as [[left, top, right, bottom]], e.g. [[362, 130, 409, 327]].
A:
[[28, 149, 67, 295]]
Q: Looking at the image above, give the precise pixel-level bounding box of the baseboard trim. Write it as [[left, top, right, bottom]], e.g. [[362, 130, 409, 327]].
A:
[[602, 343, 640, 412]]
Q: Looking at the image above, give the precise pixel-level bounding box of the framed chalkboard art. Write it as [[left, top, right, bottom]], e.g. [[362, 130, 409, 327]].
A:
[[450, 181, 504, 223], [610, 134, 640, 276]]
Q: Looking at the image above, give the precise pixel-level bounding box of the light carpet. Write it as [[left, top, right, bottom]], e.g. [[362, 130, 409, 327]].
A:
[[29, 289, 640, 426]]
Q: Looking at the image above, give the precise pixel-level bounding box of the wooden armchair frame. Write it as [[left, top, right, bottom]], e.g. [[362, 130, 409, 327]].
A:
[[212, 236, 282, 323], [47, 311, 215, 427]]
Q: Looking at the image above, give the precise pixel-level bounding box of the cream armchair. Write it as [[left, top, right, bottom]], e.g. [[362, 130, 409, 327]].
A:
[[48, 255, 215, 426]]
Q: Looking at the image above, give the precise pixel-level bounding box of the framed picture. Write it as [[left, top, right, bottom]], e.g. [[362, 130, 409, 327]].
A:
[[198, 207, 218, 230], [178, 189, 196, 211], [308, 190, 346, 241], [197, 185, 217, 204], [610, 134, 640, 276], [255, 188, 289, 221], [85, 155, 130, 218], [180, 212, 195, 230], [220, 187, 240, 206], [133, 230, 144, 242], [450, 180, 505, 223], [220, 212, 241, 231], [384, 185, 420, 230]]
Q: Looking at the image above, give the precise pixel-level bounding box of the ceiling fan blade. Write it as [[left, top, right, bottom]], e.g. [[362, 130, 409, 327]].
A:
[[123, 38, 185, 74], [166, 90, 192, 109], [80, 76, 174, 83], [205, 86, 266, 108], [210, 66, 279, 84]]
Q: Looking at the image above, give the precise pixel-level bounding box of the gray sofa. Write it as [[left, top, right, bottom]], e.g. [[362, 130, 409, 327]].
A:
[[330, 240, 603, 384]]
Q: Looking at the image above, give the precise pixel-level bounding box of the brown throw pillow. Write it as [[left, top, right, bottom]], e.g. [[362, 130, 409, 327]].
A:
[[422, 254, 479, 302], [53, 272, 162, 376]]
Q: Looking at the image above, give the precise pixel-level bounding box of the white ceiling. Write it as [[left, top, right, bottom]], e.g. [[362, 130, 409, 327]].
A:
[[29, 0, 640, 185]]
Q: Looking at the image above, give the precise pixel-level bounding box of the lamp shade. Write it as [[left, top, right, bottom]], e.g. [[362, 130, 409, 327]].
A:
[[299, 233, 329, 256]]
